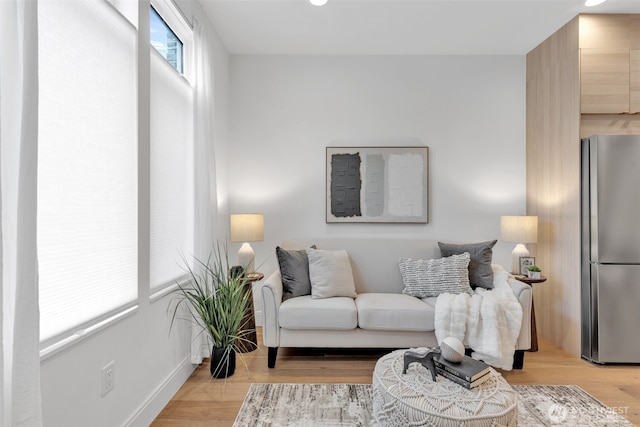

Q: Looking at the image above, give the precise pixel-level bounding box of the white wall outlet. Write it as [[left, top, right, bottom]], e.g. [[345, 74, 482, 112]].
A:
[[101, 361, 115, 396]]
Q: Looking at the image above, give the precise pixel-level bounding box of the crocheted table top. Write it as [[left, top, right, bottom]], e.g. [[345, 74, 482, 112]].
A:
[[372, 348, 518, 426]]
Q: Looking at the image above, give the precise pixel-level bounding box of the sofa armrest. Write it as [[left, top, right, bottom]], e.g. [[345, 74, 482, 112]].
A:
[[261, 270, 283, 348], [508, 277, 532, 350]]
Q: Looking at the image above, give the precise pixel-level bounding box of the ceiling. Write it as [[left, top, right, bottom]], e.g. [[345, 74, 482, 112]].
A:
[[199, 0, 640, 55]]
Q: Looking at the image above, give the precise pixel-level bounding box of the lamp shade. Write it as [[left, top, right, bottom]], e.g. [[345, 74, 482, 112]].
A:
[[230, 214, 264, 242], [500, 215, 538, 243]]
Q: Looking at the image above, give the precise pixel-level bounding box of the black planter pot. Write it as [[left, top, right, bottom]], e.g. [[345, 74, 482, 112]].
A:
[[210, 347, 236, 378]]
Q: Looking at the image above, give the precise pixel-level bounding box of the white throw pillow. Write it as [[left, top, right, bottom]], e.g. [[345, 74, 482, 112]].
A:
[[399, 252, 472, 298], [306, 248, 357, 299]]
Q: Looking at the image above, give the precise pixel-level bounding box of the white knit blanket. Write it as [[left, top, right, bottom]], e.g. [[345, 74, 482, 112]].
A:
[[434, 265, 523, 370]]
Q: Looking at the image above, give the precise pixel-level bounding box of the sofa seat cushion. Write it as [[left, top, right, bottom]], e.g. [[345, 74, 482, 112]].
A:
[[279, 295, 357, 330], [356, 293, 435, 332]]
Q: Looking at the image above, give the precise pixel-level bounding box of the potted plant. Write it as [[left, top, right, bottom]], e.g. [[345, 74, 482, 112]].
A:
[[170, 243, 253, 378], [528, 265, 542, 279]]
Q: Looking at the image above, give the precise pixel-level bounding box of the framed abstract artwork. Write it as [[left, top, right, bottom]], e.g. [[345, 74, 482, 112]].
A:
[[326, 146, 429, 223]]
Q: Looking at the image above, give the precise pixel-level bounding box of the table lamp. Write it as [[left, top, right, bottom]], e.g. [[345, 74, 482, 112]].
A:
[[500, 215, 538, 275], [230, 213, 264, 273]]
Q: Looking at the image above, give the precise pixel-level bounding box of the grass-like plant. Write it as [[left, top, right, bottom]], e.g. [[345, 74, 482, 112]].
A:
[[170, 242, 253, 378], [528, 265, 541, 272]]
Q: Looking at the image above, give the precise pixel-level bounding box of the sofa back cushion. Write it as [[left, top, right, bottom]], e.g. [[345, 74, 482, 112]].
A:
[[281, 238, 441, 294]]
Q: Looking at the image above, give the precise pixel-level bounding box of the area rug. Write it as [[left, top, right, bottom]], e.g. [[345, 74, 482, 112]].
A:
[[232, 383, 634, 427]]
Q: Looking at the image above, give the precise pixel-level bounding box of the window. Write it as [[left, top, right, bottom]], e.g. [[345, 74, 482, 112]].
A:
[[150, 5, 183, 73], [37, 0, 196, 356], [149, 0, 194, 293], [38, 0, 138, 349], [149, 0, 192, 79], [149, 54, 194, 292]]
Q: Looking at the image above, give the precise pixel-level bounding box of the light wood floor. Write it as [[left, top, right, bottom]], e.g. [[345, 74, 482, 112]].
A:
[[152, 329, 640, 426]]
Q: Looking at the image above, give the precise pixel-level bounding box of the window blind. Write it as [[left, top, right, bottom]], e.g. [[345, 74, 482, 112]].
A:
[[38, 0, 138, 342], [149, 50, 194, 290]]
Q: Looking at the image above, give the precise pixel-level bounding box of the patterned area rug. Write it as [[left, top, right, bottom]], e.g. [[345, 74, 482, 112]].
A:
[[233, 383, 634, 427]]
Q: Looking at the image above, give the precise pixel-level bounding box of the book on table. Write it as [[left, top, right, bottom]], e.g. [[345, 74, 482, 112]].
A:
[[436, 367, 491, 389], [433, 354, 490, 383]]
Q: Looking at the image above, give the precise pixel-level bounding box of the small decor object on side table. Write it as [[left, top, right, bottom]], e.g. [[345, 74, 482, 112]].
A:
[[527, 265, 542, 279], [519, 256, 535, 276]]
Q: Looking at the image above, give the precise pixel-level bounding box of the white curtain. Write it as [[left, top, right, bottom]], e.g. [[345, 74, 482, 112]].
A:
[[191, 17, 218, 364], [0, 0, 43, 426]]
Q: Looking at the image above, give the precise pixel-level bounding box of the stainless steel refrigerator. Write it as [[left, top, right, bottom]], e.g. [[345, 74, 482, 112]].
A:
[[581, 134, 640, 364]]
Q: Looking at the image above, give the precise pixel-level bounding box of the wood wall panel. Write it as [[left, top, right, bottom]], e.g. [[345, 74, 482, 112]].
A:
[[527, 14, 640, 357], [526, 16, 581, 357], [632, 15, 640, 49]]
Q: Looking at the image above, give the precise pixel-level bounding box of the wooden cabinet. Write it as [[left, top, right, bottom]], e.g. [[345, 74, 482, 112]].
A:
[[631, 50, 640, 112], [580, 48, 630, 113], [579, 15, 640, 114]]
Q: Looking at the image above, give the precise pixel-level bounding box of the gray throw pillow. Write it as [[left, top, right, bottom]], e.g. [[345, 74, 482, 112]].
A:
[[276, 246, 316, 300], [438, 240, 497, 289]]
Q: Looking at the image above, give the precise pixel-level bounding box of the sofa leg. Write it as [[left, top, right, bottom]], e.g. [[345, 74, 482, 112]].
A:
[[512, 350, 525, 370], [268, 347, 278, 368]]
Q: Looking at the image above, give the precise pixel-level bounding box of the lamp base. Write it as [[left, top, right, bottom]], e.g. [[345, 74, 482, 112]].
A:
[[238, 242, 255, 273], [511, 243, 529, 275]]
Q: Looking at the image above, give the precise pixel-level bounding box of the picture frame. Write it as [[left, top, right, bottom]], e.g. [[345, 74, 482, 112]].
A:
[[519, 256, 535, 276], [326, 146, 429, 223]]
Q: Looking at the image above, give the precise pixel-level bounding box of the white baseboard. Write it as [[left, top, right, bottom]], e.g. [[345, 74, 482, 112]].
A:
[[123, 355, 196, 427]]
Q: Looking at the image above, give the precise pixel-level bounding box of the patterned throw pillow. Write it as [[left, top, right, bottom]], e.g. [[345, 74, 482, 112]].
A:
[[399, 252, 472, 298]]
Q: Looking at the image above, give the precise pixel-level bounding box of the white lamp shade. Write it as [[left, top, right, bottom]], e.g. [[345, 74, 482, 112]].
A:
[[230, 213, 264, 273], [230, 214, 264, 242], [500, 215, 538, 244]]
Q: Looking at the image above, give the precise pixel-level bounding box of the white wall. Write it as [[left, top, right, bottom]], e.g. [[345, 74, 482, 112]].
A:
[[38, 49, 526, 427], [39, 2, 231, 426], [228, 55, 528, 322]]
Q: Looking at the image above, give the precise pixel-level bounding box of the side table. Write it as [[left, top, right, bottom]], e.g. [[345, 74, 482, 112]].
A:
[[513, 274, 547, 352], [237, 272, 264, 353]]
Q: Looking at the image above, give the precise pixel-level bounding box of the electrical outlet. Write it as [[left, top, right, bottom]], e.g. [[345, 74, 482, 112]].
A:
[[101, 361, 115, 396]]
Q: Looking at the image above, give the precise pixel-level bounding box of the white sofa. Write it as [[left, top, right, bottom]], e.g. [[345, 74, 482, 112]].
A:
[[261, 238, 532, 369]]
